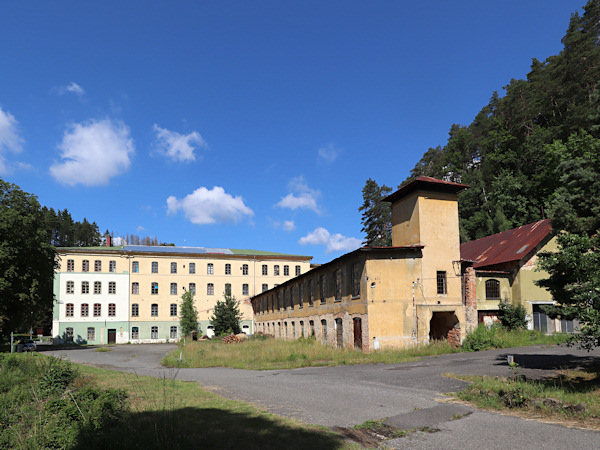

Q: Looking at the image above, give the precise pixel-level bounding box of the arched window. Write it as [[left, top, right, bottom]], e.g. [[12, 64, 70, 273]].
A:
[[485, 279, 500, 299]]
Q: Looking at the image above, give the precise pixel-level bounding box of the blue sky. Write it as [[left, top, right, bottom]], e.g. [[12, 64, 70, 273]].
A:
[[0, 1, 583, 263]]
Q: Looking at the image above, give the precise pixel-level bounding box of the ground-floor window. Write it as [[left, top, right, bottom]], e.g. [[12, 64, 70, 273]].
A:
[[170, 326, 177, 339], [151, 326, 159, 339], [65, 327, 73, 342], [131, 327, 139, 339], [87, 327, 95, 341]]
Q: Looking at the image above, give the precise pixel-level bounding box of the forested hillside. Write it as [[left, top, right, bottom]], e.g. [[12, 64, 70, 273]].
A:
[[361, 0, 600, 243]]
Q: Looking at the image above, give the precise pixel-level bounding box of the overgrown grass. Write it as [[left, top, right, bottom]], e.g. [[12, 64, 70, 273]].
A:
[[164, 336, 461, 370], [77, 364, 353, 449], [0, 353, 354, 449], [452, 365, 600, 428], [462, 324, 570, 351], [164, 328, 570, 370]]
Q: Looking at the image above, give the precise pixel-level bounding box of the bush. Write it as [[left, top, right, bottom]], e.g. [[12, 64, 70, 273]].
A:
[[498, 300, 528, 330], [462, 324, 503, 351]]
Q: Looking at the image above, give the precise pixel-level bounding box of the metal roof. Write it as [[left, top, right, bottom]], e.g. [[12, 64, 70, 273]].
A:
[[460, 219, 552, 269], [383, 176, 469, 203], [124, 245, 234, 255]]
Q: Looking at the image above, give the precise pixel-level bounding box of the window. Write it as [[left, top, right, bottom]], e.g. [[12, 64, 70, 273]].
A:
[[65, 327, 73, 342], [295, 265, 301, 276], [284, 265, 289, 276], [189, 282, 196, 294], [151, 304, 158, 317], [274, 265, 280, 276], [151, 282, 158, 294], [171, 262, 177, 274], [277, 292, 281, 310], [81, 303, 89, 317], [93, 303, 101, 317], [207, 283, 214, 295], [262, 283, 268, 292], [225, 263, 231, 275], [109, 260, 116, 272], [207, 263, 214, 275], [131, 327, 139, 339], [132, 261, 139, 273], [308, 279, 314, 306], [108, 281, 116, 294], [485, 279, 500, 300], [66, 280, 74, 294], [309, 320, 315, 336], [352, 263, 361, 297], [170, 303, 177, 317], [67, 259, 74, 272], [242, 283, 249, 296], [82, 260, 89, 272], [321, 319, 327, 342], [87, 327, 95, 341], [437, 271, 447, 295], [132, 282, 139, 294], [94, 260, 101, 272], [262, 264, 268, 275], [82, 281, 89, 294], [189, 262, 195, 274], [152, 261, 158, 273], [94, 281, 101, 294], [242, 264, 248, 275], [299, 283, 304, 308], [151, 326, 158, 339], [131, 303, 139, 317], [170, 282, 178, 295], [66, 303, 74, 317], [170, 326, 178, 339], [108, 303, 116, 317], [320, 275, 326, 304], [225, 283, 231, 296], [335, 269, 342, 301]]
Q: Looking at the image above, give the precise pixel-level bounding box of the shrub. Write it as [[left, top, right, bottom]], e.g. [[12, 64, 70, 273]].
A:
[[498, 300, 527, 330], [462, 324, 502, 351]]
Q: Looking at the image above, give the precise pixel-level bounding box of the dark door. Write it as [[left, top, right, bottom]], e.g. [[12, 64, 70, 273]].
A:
[[335, 319, 343, 348], [353, 318, 362, 350], [107, 329, 116, 344]]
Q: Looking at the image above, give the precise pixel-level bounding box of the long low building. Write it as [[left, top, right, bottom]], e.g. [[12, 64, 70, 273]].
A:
[[251, 177, 479, 351], [53, 245, 311, 344]]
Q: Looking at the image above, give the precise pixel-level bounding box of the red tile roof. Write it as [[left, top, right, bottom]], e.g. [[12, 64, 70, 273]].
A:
[[384, 176, 469, 203], [460, 219, 552, 269]]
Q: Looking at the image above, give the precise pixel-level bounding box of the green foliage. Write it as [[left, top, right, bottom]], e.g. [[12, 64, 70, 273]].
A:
[[462, 324, 569, 352], [180, 290, 199, 337], [41, 206, 101, 247], [358, 178, 392, 246], [462, 324, 503, 351], [0, 354, 126, 449], [0, 179, 57, 339], [210, 292, 243, 336], [498, 301, 528, 330]]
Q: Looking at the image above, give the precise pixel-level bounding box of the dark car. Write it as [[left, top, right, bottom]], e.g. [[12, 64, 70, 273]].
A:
[[22, 339, 37, 351]]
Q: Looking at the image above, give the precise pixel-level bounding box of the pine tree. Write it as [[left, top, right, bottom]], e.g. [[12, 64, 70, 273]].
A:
[[180, 290, 199, 337], [210, 292, 242, 336], [358, 178, 392, 247]]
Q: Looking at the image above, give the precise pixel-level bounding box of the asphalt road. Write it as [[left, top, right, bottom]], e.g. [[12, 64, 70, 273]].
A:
[[43, 344, 600, 449]]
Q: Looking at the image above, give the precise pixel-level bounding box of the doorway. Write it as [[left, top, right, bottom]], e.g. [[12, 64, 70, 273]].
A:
[[353, 318, 362, 350], [429, 312, 458, 341], [107, 329, 116, 344], [335, 318, 343, 348]]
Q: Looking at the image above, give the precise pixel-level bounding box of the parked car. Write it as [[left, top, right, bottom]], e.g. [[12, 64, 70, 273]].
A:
[[22, 340, 37, 351]]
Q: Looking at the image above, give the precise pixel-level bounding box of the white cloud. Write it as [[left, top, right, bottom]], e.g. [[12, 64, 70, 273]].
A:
[[282, 220, 295, 231], [50, 119, 134, 186], [275, 176, 321, 213], [0, 106, 24, 175], [299, 227, 362, 253], [317, 143, 340, 163], [153, 124, 207, 162], [56, 82, 85, 96], [166, 186, 254, 225]]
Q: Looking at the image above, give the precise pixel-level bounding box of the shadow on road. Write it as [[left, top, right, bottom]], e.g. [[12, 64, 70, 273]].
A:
[[494, 353, 600, 371], [74, 407, 346, 450]]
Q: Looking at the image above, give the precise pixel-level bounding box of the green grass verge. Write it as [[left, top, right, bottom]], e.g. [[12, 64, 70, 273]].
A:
[[451, 365, 600, 428], [164, 329, 570, 370], [163, 336, 461, 369]]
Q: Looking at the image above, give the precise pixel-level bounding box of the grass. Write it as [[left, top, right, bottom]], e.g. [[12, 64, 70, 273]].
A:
[[163, 336, 461, 369], [76, 363, 355, 449], [450, 364, 600, 428], [164, 329, 570, 370]]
